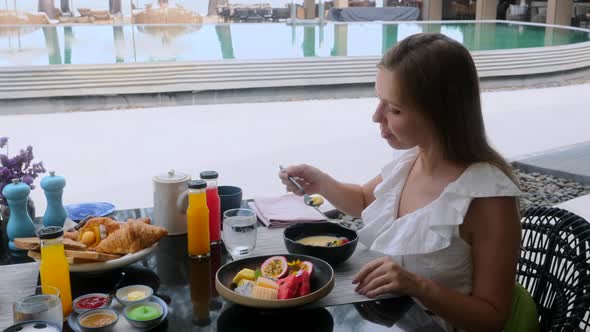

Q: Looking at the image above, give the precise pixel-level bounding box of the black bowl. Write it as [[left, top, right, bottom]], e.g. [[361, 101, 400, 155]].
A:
[[283, 222, 358, 265]]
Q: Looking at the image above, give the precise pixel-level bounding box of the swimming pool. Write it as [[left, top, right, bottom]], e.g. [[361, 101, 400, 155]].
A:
[[0, 21, 589, 100], [0, 22, 589, 66]]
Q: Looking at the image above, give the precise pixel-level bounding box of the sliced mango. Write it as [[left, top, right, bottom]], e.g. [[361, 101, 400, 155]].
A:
[[232, 268, 256, 284]]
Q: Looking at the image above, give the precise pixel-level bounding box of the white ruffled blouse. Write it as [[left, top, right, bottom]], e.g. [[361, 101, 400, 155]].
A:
[[359, 147, 521, 329]]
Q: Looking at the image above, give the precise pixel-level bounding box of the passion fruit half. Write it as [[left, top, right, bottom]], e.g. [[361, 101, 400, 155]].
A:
[[288, 260, 314, 275], [260, 256, 288, 279], [300, 261, 314, 275]]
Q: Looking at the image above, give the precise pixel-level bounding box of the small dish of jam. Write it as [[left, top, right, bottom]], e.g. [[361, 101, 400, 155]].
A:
[[73, 293, 110, 314]]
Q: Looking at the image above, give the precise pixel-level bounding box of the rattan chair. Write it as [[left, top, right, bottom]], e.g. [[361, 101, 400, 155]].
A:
[[518, 207, 590, 331]]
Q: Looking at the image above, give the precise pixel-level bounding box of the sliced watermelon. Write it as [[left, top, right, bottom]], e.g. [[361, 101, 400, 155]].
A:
[[298, 270, 311, 297], [277, 274, 301, 300], [277, 274, 293, 299]]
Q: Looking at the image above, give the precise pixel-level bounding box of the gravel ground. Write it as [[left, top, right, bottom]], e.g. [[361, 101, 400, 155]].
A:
[[515, 168, 590, 212], [334, 168, 590, 230]]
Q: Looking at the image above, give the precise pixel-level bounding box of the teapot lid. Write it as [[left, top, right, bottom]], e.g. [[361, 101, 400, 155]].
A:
[[153, 169, 190, 184]]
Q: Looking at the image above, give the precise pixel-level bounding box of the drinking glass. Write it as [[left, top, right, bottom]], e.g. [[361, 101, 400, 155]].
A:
[[222, 208, 257, 258], [13, 285, 63, 330]]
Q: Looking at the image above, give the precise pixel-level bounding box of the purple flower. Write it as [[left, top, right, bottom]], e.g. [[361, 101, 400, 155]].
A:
[[0, 137, 45, 201], [32, 162, 46, 175], [22, 175, 33, 185]]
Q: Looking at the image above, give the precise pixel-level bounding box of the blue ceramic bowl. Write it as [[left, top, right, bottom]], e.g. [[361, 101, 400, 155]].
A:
[[65, 202, 115, 221]]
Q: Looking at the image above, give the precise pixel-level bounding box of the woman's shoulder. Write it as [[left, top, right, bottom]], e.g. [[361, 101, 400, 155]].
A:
[[463, 194, 521, 248], [446, 162, 521, 198]]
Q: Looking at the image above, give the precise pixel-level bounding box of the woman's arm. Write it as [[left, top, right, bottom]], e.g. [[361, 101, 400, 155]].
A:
[[279, 164, 382, 217], [320, 174, 382, 217], [353, 196, 521, 332], [418, 197, 521, 331]]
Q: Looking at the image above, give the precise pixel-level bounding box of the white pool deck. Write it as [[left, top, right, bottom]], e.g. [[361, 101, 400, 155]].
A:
[[1, 82, 589, 218]]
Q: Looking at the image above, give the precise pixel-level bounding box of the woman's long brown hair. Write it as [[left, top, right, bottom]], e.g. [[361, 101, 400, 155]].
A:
[[379, 33, 519, 186]]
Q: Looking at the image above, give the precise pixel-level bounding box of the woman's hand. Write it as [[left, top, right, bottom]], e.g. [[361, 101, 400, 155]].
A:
[[352, 256, 427, 298], [278, 164, 326, 195]]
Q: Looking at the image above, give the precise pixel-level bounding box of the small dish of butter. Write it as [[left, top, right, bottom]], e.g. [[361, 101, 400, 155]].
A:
[[115, 285, 153, 306]]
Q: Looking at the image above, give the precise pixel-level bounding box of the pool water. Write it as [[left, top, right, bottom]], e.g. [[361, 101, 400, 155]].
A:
[[0, 22, 588, 66]]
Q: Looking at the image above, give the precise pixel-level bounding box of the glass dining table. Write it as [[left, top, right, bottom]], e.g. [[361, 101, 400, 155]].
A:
[[0, 207, 445, 332]]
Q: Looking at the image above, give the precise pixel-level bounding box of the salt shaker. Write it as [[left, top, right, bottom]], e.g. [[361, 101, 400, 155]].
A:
[[2, 179, 36, 250], [41, 171, 67, 228]]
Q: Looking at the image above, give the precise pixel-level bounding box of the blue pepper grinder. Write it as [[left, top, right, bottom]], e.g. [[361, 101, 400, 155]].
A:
[[3, 179, 36, 250], [41, 171, 67, 228]]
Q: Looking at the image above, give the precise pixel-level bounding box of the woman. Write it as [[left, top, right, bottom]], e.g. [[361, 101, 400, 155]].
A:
[[279, 33, 521, 332]]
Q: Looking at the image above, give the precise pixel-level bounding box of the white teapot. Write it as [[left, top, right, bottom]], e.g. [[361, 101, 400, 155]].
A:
[[153, 169, 191, 235]]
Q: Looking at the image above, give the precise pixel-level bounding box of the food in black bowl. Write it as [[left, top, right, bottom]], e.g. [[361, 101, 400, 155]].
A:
[[283, 222, 358, 265], [215, 254, 335, 309]]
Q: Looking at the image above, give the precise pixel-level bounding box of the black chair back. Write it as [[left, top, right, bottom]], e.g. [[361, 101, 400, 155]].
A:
[[518, 207, 590, 331]]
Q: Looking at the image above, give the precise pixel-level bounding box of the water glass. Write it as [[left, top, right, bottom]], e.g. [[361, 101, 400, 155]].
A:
[[222, 208, 257, 258], [13, 285, 63, 330]]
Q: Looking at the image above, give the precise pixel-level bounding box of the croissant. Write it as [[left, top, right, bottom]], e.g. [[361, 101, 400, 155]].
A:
[[64, 231, 79, 241], [80, 217, 121, 235], [94, 220, 167, 255], [76, 217, 121, 248]]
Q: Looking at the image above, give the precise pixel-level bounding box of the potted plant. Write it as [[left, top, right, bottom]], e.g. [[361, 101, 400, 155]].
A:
[[0, 137, 46, 222]]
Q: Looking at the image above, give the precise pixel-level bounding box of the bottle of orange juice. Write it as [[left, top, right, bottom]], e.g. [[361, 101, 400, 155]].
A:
[[187, 180, 210, 258], [38, 226, 73, 317]]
